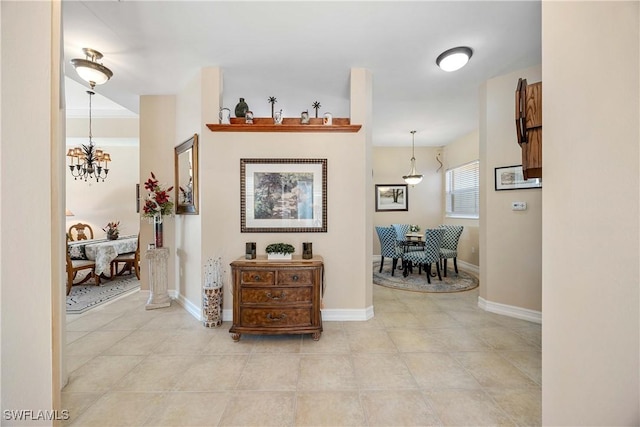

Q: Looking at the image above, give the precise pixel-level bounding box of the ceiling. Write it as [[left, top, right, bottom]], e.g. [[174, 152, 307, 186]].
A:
[[62, 1, 541, 147]]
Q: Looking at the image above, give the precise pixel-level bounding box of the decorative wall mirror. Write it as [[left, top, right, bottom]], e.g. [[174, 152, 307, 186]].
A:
[[174, 133, 199, 214]]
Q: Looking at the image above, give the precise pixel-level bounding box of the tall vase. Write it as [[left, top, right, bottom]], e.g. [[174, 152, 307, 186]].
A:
[[154, 215, 163, 248]]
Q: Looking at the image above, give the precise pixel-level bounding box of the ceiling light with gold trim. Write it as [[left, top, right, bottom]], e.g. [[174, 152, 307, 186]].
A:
[[71, 48, 113, 87]]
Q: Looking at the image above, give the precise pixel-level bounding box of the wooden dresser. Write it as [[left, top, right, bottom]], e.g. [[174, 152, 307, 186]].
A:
[[229, 255, 323, 341]]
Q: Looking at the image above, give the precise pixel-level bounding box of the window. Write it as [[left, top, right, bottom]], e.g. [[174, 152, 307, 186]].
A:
[[446, 160, 479, 219]]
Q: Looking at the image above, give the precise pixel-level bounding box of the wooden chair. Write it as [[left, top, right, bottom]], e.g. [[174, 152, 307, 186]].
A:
[[66, 240, 100, 295], [110, 234, 140, 279], [68, 223, 94, 241]]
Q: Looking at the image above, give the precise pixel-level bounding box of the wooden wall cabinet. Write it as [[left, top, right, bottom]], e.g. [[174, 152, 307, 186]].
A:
[[516, 78, 542, 179], [229, 255, 323, 341]]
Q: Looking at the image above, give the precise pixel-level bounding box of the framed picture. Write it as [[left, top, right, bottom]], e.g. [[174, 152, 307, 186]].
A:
[[241, 158, 327, 232], [135, 184, 140, 213], [494, 165, 542, 191], [375, 184, 408, 211]]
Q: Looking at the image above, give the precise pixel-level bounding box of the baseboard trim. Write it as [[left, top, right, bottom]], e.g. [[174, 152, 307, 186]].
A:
[[457, 260, 479, 275], [174, 291, 374, 323], [321, 306, 374, 321], [478, 297, 542, 324], [173, 292, 200, 320], [173, 293, 234, 322]]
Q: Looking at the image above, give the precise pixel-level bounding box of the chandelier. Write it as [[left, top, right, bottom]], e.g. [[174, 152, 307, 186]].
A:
[[402, 130, 423, 186], [67, 87, 111, 182], [67, 48, 113, 182]]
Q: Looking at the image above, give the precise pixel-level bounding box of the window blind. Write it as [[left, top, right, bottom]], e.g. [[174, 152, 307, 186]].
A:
[[446, 160, 479, 218]]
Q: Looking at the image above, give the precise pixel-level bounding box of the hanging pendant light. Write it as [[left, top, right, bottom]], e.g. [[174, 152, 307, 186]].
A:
[[403, 130, 423, 186], [67, 88, 111, 182], [70, 48, 113, 87]]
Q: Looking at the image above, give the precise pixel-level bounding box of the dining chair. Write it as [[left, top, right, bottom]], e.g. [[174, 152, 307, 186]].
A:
[[68, 223, 94, 241], [400, 228, 445, 284], [392, 223, 423, 253], [110, 233, 140, 279], [391, 224, 410, 242], [438, 225, 464, 276], [375, 226, 402, 276], [66, 239, 100, 295]]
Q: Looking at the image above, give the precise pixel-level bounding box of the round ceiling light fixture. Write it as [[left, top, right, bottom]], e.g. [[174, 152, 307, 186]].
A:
[[71, 48, 113, 87], [436, 46, 473, 72]]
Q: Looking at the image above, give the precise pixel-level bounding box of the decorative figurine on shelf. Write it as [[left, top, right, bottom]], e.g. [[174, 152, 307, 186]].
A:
[[268, 96, 278, 118], [274, 109, 283, 125], [323, 112, 333, 126], [245, 110, 254, 124], [219, 107, 231, 124], [301, 110, 310, 124], [235, 98, 248, 117], [312, 101, 321, 118]]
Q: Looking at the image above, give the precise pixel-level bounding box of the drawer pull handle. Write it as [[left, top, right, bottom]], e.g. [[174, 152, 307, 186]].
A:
[[266, 313, 287, 322], [253, 275, 261, 281], [292, 275, 299, 281], [266, 291, 285, 300]]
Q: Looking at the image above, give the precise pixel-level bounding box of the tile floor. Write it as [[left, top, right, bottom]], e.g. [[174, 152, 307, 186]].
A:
[[63, 283, 541, 426]]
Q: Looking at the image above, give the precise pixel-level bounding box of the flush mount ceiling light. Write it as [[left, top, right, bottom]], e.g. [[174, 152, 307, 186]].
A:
[[436, 46, 473, 72], [402, 130, 423, 186], [71, 48, 113, 87]]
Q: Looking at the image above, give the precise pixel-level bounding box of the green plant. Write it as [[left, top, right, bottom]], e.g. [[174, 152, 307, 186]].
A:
[[265, 243, 295, 254]]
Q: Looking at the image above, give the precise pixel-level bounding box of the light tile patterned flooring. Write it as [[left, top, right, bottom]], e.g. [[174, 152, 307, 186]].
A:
[[63, 284, 541, 426]]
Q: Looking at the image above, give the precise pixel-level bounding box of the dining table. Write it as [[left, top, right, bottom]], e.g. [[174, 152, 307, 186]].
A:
[[69, 235, 138, 277]]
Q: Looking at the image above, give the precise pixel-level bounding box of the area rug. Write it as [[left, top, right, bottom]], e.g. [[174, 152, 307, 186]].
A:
[[66, 273, 140, 314], [373, 260, 479, 293]]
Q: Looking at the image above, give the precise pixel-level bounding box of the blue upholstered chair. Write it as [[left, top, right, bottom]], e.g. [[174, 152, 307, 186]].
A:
[[401, 228, 445, 284], [391, 224, 410, 243], [375, 226, 402, 276], [438, 225, 464, 277]]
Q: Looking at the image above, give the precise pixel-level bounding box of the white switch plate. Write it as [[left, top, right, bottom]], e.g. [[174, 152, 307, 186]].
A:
[[512, 201, 527, 211]]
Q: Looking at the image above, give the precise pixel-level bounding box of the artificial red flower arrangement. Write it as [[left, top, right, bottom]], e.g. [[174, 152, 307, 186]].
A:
[[142, 172, 174, 218]]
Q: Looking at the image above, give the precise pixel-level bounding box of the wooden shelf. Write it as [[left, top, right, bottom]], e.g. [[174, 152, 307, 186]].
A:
[[206, 117, 361, 133]]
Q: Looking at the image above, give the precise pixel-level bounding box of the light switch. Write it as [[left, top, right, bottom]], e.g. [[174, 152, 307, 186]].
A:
[[511, 201, 527, 211]]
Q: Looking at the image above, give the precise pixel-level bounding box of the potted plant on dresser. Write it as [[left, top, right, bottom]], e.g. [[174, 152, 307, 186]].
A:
[[265, 243, 295, 260]]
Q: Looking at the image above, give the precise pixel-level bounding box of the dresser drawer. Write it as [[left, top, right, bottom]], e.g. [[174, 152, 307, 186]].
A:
[[240, 287, 311, 304], [240, 270, 275, 285], [276, 269, 313, 286], [240, 308, 312, 327]]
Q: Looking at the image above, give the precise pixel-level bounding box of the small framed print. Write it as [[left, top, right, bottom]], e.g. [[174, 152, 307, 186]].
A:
[[375, 184, 408, 212], [494, 165, 542, 191]]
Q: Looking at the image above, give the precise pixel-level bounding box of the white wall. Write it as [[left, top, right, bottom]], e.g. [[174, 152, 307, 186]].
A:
[[442, 130, 479, 267], [146, 67, 374, 320], [1, 0, 63, 419], [542, 2, 639, 424], [174, 69, 205, 302], [139, 96, 176, 291], [65, 143, 140, 239], [65, 117, 139, 237], [479, 65, 542, 314]]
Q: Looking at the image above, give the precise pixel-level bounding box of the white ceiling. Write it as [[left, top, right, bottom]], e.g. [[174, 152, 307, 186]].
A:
[[62, 1, 541, 147]]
